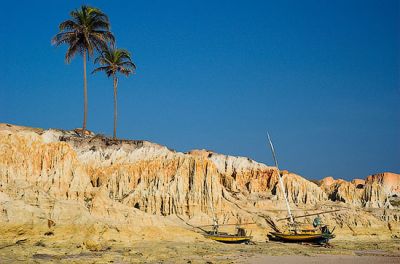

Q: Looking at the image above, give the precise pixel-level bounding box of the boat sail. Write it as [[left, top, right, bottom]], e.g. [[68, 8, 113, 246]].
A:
[[266, 133, 335, 244]]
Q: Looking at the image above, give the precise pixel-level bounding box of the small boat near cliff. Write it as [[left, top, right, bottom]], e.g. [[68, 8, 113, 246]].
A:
[[203, 225, 252, 243], [200, 174, 253, 244], [268, 223, 335, 244], [269, 231, 333, 243], [266, 133, 336, 244]]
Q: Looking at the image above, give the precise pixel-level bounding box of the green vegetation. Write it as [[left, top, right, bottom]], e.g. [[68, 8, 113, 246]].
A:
[[93, 46, 136, 139], [52, 5, 123, 137]]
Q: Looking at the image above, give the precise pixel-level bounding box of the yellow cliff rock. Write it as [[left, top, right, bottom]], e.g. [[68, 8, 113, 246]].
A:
[[0, 123, 399, 244]]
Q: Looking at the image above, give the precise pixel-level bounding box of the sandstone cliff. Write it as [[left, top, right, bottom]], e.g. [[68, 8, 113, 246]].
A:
[[319, 172, 400, 208], [0, 123, 399, 246]]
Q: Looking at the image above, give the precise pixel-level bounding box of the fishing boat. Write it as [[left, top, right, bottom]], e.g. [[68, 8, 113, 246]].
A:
[[266, 133, 336, 244], [268, 223, 335, 243], [201, 174, 253, 244], [203, 224, 252, 243]]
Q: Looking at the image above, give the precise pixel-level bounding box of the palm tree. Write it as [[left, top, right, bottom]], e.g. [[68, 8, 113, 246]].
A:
[[93, 46, 136, 139], [52, 5, 115, 136]]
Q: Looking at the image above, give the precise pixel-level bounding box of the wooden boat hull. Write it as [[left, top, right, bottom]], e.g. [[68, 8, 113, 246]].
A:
[[269, 232, 335, 243], [204, 234, 252, 243]]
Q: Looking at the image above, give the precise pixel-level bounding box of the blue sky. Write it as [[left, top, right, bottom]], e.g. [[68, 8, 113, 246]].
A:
[[0, 0, 399, 180]]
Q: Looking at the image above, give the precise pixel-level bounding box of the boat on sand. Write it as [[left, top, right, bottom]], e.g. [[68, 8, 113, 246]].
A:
[[266, 133, 336, 244]]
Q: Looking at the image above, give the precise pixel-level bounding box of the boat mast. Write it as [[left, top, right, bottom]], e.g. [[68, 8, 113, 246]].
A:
[[267, 133, 295, 225], [206, 174, 218, 233]]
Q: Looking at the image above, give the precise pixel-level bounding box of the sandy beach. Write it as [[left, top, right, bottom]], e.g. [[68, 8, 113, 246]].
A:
[[1, 239, 399, 263], [247, 255, 400, 264]]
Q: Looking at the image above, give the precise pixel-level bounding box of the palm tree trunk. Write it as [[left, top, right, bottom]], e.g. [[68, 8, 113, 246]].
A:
[[113, 75, 118, 139], [82, 49, 88, 137]]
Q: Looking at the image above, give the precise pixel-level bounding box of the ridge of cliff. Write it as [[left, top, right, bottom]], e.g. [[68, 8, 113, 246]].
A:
[[0, 123, 399, 245]]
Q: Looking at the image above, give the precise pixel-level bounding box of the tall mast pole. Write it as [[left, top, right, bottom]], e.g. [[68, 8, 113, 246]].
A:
[[267, 133, 295, 225], [206, 174, 218, 233]]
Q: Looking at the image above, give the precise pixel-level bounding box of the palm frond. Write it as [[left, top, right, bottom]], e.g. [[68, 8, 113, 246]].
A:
[[59, 20, 79, 31], [93, 45, 136, 79], [90, 33, 113, 52], [90, 20, 111, 30], [119, 67, 134, 77], [51, 32, 76, 46], [53, 5, 113, 62], [92, 66, 110, 74], [93, 55, 107, 65], [120, 61, 136, 70], [65, 41, 82, 63], [92, 30, 115, 44]]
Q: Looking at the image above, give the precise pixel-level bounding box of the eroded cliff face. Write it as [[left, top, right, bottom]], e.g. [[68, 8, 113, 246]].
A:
[[0, 123, 399, 245], [320, 173, 400, 208]]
